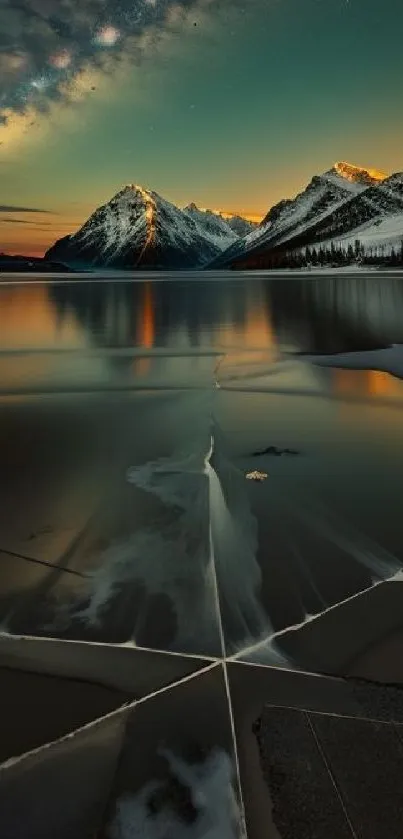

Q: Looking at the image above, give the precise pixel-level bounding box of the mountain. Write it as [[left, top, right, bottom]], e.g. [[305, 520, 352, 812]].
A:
[[43, 165, 403, 272], [259, 162, 386, 235], [262, 170, 403, 253], [184, 203, 242, 238], [225, 214, 259, 236], [323, 161, 387, 188], [306, 171, 403, 252], [185, 203, 258, 237], [45, 186, 239, 270], [210, 162, 397, 269]]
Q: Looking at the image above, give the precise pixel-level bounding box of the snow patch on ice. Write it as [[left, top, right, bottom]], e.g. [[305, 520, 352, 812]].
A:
[[304, 343, 403, 381], [107, 748, 245, 839]]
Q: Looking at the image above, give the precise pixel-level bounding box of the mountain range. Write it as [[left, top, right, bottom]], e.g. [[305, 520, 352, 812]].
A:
[[45, 186, 257, 270], [45, 162, 403, 270], [215, 163, 403, 269]]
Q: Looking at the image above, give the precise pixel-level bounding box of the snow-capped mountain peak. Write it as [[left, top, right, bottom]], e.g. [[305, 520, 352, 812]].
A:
[[45, 183, 240, 269], [184, 203, 258, 237], [319, 163, 388, 196], [111, 184, 157, 250], [112, 183, 154, 203], [213, 164, 403, 270], [230, 166, 362, 253], [184, 202, 244, 239], [209, 161, 396, 270], [329, 161, 387, 186]]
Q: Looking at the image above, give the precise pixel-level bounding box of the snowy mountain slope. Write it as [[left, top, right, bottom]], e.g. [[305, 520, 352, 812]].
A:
[[304, 345, 403, 382], [225, 214, 259, 236], [209, 161, 381, 269], [184, 203, 240, 240], [46, 186, 239, 270], [320, 212, 403, 253], [185, 203, 257, 237], [324, 161, 387, 189], [268, 171, 403, 256], [232, 170, 403, 267], [211, 163, 397, 264]]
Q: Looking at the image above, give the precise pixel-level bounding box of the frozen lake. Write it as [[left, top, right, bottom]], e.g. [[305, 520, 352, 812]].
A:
[[2, 273, 403, 839], [1, 273, 403, 676]]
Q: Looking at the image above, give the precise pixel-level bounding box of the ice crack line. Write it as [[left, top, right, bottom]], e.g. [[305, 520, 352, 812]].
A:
[[204, 433, 249, 838], [227, 567, 403, 664]]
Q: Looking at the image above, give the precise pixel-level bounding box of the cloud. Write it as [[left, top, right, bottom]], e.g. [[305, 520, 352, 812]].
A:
[[0, 0, 227, 123], [0, 215, 53, 224], [0, 204, 54, 212], [0, 216, 28, 223]]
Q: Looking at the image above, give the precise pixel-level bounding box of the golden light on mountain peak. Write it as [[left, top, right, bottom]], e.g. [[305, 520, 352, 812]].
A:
[[221, 210, 264, 223], [334, 161, 388, 182], [193, 206, 263, 223], [133, 184, 156, 263]]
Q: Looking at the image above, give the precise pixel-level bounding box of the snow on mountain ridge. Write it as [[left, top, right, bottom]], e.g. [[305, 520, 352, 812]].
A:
[[184, 202, 239, 239], [272, 171, 403, 255], [333, 161, 387, 185], [184, 203, 258, 237], [45, 183, 239, 269], [210, 164, 364, 267], [320, 163, 388, 196], [76, 184, 156, 260], [320, 213, 403, 253], [210, 163, 398, 269]]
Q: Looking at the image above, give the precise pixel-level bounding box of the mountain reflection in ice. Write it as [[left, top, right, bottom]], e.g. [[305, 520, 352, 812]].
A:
[[108, 748, 245, 839]]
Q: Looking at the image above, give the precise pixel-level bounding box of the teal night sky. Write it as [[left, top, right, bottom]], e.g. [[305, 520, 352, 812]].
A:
[[1, 0, 403, 254]]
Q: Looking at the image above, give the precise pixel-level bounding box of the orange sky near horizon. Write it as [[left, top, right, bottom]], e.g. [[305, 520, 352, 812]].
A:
[[2, 0, 403, 260], [0, 213, 83, 258], [0, 205, 264, 258]]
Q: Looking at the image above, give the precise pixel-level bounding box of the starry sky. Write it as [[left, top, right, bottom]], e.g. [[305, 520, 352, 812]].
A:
[[1, 0, 403, 256]]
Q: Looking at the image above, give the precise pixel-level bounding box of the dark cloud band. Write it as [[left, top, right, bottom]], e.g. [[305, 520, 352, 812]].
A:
[[0, 204, 54, 212]]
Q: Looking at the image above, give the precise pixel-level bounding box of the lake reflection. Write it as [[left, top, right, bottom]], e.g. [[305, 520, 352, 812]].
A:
[[1, 275, 403, 397]]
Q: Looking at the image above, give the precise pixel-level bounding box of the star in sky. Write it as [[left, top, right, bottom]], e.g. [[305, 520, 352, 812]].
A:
[[94, 26, 121, 47]]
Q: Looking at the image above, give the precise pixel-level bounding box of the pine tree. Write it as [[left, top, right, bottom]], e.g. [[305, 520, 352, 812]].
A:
[[390, 247, 397, 266]]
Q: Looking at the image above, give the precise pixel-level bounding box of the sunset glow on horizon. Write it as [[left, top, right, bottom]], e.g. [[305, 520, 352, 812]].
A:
[[0, 201, 267, 257], [1, 0, 403, 258]]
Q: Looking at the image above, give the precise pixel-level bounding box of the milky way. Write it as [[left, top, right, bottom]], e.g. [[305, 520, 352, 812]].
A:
[[0, 0, 221, 123]]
